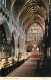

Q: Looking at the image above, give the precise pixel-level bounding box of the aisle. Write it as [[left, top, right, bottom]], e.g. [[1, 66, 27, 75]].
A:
[[7, 57, 38, 77]]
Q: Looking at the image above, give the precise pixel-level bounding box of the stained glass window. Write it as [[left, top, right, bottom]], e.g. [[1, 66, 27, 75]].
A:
[[27, 23, 43, 41]]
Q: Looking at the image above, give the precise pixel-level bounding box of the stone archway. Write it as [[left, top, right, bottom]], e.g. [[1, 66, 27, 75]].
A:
[[26, 45, 34, 50], [26, 45, 34, 56], [36, 44, 44, 56], [0, 21, 12, 58], [26, 46, 34, 52], [0, 19, 12, 44]]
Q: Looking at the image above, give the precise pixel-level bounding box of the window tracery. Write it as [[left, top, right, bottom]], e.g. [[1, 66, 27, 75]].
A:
[[27, 23, 43, 41]]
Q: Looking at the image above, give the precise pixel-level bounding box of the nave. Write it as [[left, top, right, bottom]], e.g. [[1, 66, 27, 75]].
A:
[[7, 56, 51, 77], [0, 0, 51, 77]]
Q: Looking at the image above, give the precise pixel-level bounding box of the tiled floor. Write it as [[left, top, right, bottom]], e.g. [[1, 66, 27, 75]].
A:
[[6, 56, 51, 77], [7, 57, 38, 77]]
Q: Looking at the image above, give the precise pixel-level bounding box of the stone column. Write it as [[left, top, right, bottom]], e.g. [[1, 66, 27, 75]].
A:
[[16, 37, 19, 58], [19, 40, 21, 52], [13, 35, 19, 62], [14, 34, 18, 57], [22, 39, 25, 55], [5, 0, 6, 7], [26, 33, 28, 41], [21, 39, 23, 54], [21, 38, 23, 53], [19, 36, 22, 53], [49, 0, 51, 4], [23, 39, 26, 59], [44, 12, 49, 62], [48, 1, 51, 62]]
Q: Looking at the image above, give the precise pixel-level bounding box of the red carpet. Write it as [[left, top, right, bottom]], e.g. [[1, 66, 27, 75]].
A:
[[31, 54, 38, 56]]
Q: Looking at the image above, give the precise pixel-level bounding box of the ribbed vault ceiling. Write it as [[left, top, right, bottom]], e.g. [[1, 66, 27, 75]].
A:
[[10, 0, 49, 32]]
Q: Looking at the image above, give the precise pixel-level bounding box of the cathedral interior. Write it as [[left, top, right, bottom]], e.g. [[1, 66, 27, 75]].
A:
[[0, 0, 51, 77]]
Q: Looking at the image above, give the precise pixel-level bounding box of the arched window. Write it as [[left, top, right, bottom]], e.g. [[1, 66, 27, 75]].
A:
[[27, 23, 43, 42]]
